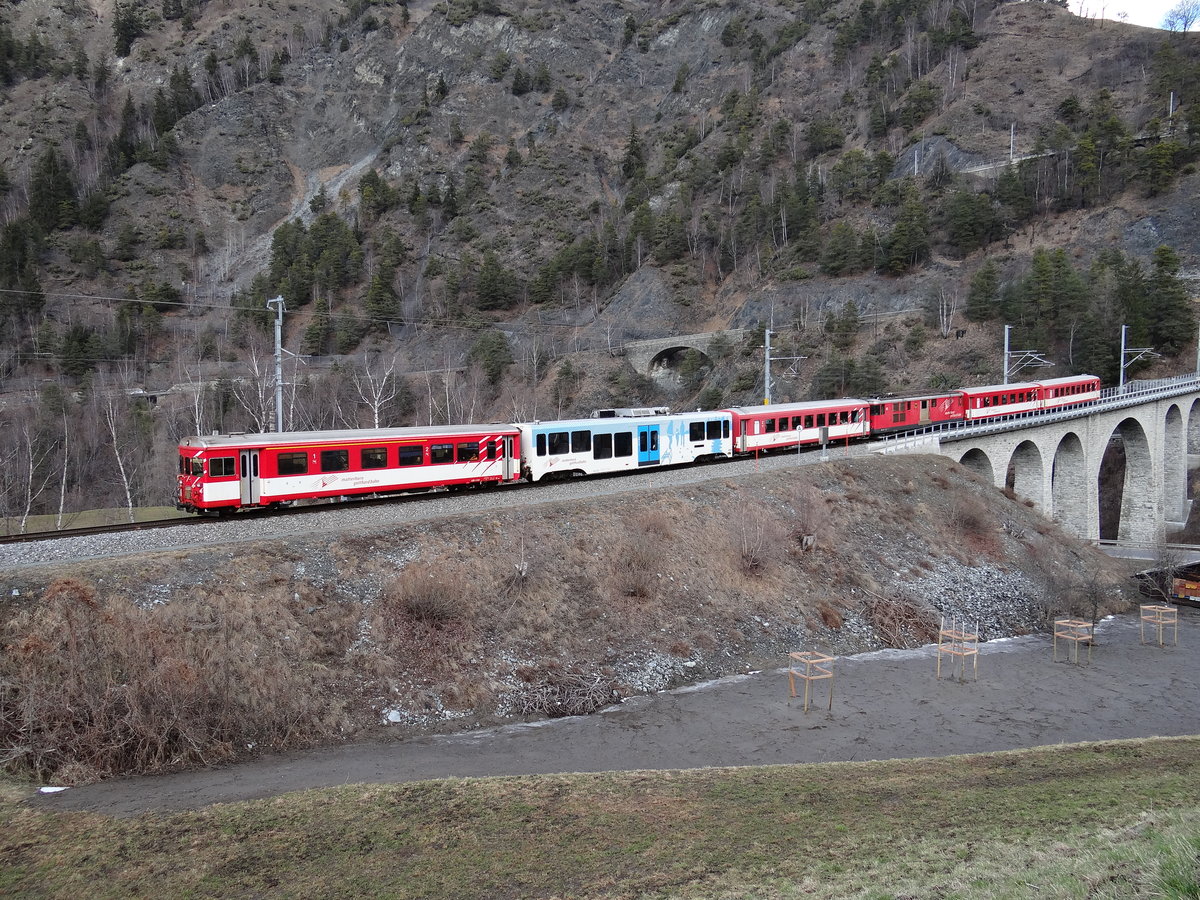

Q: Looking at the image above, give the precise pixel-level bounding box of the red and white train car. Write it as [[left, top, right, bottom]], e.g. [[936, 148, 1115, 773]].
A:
[[723, 399, 870, 454], [867, 392, 964, 435], [957, 374, 1101, 421], [178, 424, 521, 514], [957, 380, 1043, 421], [1036, 374, 1102, 410]]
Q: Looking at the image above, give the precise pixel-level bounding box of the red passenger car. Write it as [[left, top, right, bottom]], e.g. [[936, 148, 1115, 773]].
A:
[[723, 400, 870, 454], [1036, 374, 1102, 410], [957, 381, 1042, 421], [866, 392, 964, 435], [178, 425, 521, 514]]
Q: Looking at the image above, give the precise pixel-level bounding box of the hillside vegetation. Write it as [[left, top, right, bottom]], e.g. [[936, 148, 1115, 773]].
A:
[[1, 0, 1198, 522], [0, 456, 1131, 784]]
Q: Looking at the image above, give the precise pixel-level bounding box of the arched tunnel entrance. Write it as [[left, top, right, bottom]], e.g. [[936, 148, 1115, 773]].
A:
[[647, 346, 713, 392]]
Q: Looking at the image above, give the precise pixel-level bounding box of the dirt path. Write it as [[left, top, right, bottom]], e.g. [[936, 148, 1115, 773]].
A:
[[30, 610, 1200, 818]]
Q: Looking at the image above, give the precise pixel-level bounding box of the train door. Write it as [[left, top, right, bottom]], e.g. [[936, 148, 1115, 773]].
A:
[[637, 424, 660, 466], [239, 450, 260, 505], [502, 436, 515, 480], [919, 399, 930, 425]]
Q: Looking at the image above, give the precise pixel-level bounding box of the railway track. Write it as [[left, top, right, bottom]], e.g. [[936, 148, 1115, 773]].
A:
[[0, 516, 212, 545]]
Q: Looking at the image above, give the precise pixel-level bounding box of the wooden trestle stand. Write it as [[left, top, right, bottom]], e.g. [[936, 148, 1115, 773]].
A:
[[1053, 618, 1094, 665], [787, 651, 835, 712], [936, 616, 978, 681], [1139, 604, 1179, 648]]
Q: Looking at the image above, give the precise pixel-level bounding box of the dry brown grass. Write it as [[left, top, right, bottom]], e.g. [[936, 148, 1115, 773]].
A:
[[0, 576, 352, 783], [1, 456, 1135, 783]]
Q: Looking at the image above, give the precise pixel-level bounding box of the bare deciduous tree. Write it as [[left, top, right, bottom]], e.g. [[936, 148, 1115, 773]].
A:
[[1164, 0, 1200, 31], [353, 352, 401, 429]]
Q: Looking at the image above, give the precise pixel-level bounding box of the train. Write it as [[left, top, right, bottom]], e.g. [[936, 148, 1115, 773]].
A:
[[176, 374, 1101, 515]]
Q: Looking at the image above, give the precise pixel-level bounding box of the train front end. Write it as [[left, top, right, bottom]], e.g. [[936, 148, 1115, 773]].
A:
[[177, 437, 241, 514]]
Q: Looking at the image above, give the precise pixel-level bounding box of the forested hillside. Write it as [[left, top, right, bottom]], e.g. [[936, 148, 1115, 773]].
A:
[[0, 0, 1197, 524]]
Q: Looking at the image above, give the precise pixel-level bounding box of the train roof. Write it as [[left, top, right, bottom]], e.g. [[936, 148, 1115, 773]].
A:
[[722, 399, 868, 415], [179, 423, 519, 450], [1033, 374, 1100, 387], [956, 381, 1040, 395], [516, 409, 727, 430]]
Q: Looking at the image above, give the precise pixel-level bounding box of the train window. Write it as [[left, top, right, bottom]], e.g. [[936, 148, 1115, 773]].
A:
[[398, 445, 423, 466], [430, 444, 454, 464], [321, 449, 349, 472], [277, 452, 308, 476], [571, 430, 591, 453], [816, 414, 826, 428], [690, 422, 705, 441], [639, 431, 647, 452], [870, 404, 882, 416], [361, 447, 388, 469], [852, 410, 860, 422], [708, 420, 722, 439], [765, 418, 775, 434], [185, 457, 203, 476], [803, 415, 813, 429], [594, 434, 613, 459], [650, 431, 658, 451], [457, 442, 480, 462], [723, 420, 730, 439], [548, 432, 569, 455], [614, 432, 633, 457], [487, 441, 497, 460], [536, 434, 547, 457], [210, 457, 235, 477]]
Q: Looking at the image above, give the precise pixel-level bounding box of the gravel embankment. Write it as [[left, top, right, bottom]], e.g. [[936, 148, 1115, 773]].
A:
[[1, 448, 863, 570]]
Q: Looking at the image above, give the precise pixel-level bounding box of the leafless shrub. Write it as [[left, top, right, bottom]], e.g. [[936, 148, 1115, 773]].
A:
[[951, 496, 990, 537], [0, 577, 348, 783], [514, 664, 621, 718], [790, 484, 831, 545], [863, 594, 938, 649], [734, 500, 789, 576], [384, 570, 462, 627], [817, 603, 844, 629]]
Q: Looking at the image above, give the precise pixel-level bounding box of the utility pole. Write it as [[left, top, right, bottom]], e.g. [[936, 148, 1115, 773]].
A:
[[763, 325, 773, 405], [1003, 324, 1053, 384], [1119, 324, 1161, 390], [267, 295, 285, 432], [763, 324, 808, 405]]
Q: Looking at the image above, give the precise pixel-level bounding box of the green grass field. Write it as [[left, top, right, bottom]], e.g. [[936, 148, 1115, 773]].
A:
[[3, 738, 1199, 899]]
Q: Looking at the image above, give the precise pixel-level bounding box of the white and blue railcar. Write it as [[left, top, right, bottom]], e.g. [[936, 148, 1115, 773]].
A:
[[517, 410, 733, 481]]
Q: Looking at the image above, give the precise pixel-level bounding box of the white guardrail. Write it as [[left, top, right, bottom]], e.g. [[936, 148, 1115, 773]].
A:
[[870, 374, 1200, 453]]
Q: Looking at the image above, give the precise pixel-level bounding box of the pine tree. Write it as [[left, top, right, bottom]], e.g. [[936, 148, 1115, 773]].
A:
[[965, 260, 999, 322], [621, 124, 645, 181], [363, 269, 399, 327], [113, 2, 145, 57], [1148, 245, 1195, 354], [475, 251, 515, 309], [821, 222, 859, 276], [301, 298, 332, 355], [28, 148, 77, 233]]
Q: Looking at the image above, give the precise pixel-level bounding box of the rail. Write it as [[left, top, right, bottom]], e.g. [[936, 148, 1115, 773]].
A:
[[871, 373, 1200, 452]]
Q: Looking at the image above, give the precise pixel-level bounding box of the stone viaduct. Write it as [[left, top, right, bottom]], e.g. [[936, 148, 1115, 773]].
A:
[[875, 376, 1200, 543]]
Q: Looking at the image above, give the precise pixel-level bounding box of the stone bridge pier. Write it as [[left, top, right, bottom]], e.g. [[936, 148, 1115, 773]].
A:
[[891, 387, 1200, 544]]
